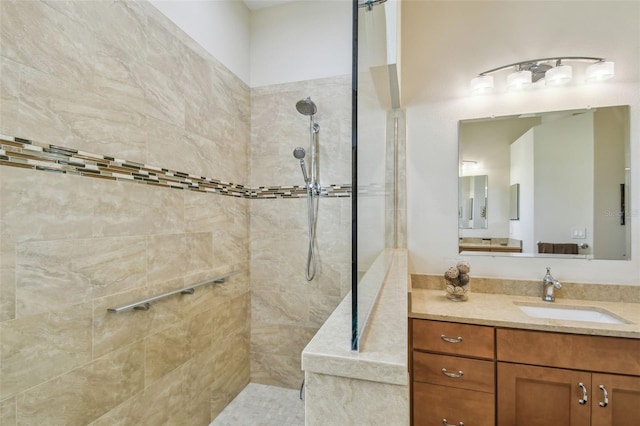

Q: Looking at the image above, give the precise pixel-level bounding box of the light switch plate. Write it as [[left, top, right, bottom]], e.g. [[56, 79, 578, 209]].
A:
[[571, 227, 587, 239]]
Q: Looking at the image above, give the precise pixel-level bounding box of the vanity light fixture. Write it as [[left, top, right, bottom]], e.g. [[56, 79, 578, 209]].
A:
[[470, 57, 614, 95], [461, 160, 478, 172]]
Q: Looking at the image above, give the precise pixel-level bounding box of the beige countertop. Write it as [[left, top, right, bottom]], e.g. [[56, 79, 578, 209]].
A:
[[410, 288, 640, 339]]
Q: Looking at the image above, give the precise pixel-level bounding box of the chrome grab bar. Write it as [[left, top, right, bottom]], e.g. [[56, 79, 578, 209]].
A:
[[107, 271, 240, 313]]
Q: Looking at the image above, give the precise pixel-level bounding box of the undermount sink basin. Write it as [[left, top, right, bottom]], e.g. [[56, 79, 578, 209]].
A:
[[515, 302, 629, 324]]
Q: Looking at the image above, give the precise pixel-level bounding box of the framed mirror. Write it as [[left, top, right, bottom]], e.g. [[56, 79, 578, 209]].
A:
[[458, 105, 630, 260]]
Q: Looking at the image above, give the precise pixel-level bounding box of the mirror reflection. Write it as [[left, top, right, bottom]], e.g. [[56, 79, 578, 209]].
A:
[[458, 175, 488, 229], [458, 105, 630, 260]]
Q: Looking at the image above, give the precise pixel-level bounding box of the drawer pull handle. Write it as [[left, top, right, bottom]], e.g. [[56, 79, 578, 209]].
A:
[[441, 368, 464, 378], [440, 334, 463, 343], [578, 382, 588, 405], [442, 420, 464, 426], [598, 385, 609, 407]]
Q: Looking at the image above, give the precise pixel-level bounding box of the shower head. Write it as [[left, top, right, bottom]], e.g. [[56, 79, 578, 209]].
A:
[[293, 147, 310, 185], [293, 147, 306, 160], [296, 97, 317, 116]]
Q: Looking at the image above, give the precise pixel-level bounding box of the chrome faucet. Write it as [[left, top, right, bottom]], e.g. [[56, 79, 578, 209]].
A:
[[542, 267, 562, 302]]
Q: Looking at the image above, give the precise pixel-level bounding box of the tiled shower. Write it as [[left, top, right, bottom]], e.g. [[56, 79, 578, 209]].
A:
[[0, 1, 350, 424]]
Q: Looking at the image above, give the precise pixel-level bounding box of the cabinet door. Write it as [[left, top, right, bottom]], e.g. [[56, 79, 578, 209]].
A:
[[591, 373, 640, 426], [413, 382, 494, 426], [497, 362, 590, 426]]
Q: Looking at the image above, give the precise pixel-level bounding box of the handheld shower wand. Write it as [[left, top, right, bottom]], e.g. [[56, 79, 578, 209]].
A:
[[293, 147, 310, 186]]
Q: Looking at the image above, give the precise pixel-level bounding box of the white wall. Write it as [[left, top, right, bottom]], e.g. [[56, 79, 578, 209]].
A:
[[150, 0, 352, 88], [250, 0, 352, 87], [534, 112, 594, 254], [149, 0, 251, 84], [403, 1, 640, 284], [510, 130, 534, 253], [594, 106, 629, 259]]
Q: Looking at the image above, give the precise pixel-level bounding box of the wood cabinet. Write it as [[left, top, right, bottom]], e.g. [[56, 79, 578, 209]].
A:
[[497, 364, 640, 426], [411, 320, 495, 426], [458, 245, 522, 254], [497, 362, 590, 426], [410, 319, 640, 426], [496, 328, 640, 426], [591, 373, 640, 425]]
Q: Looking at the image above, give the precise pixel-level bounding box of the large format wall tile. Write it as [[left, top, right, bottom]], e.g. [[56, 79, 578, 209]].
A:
[[250, 352, 304, 389], [15, 237, 146, 317], [0, 167, 94, 246], [0, 302, 92, 399], [0, 57, 20, 137], [210, 330, 251, 419], [0, 0, 96, 87], [145, 322, 191, 384], [20, 64, 149, 160], [1, 0, 351, 422], [92, 179, 185, 237], [0, 0, 251, 423], [249, 75, 352, 386], [0, 397, 16, 425], [0, 267, 15, 322], [146, 233, 189, 284], [88, 364, 185, 426], [251, 323, 317, 358], [17, 341, 145, 425]]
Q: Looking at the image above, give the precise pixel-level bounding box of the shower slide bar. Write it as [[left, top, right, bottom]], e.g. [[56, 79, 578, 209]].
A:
[[107, 270, 240, 313]]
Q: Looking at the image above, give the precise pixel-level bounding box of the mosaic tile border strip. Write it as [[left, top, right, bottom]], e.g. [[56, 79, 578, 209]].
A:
[[0, 135, 351, 199]]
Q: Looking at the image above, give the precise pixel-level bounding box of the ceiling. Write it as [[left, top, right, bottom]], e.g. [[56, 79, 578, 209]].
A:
[[243, 0, 296, 10]]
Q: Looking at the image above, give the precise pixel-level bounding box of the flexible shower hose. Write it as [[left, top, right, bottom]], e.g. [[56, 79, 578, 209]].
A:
[[305, 182, 319, 281]]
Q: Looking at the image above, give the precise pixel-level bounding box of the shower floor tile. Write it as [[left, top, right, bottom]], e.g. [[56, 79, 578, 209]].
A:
[[209, 383, 305, 426]]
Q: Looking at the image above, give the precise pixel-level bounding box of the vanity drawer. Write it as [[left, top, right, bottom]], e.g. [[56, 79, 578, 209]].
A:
[[413, 351, 495, 393], [413, 382, 495, 426], [412, 319, 495, 359], [497, 328, 640, 376]]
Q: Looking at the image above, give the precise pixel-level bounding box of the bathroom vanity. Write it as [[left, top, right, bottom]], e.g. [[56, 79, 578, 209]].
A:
[[458, 237, 522, 254], [409, 286, 640, 426]]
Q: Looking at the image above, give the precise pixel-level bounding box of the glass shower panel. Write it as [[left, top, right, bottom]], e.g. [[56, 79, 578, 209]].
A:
[[352, 0, 397, 350]]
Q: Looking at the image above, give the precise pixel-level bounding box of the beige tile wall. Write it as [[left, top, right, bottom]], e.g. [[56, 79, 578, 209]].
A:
[[250, 77, 352, 388], [0, 1, 250, 424]]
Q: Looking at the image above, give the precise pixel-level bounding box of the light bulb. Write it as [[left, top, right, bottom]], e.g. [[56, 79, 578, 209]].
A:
[[586, 61, 615, 82], [507, 70, 532, 91], [470, 75, 494, 95], [545, 65, 573, 86]]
